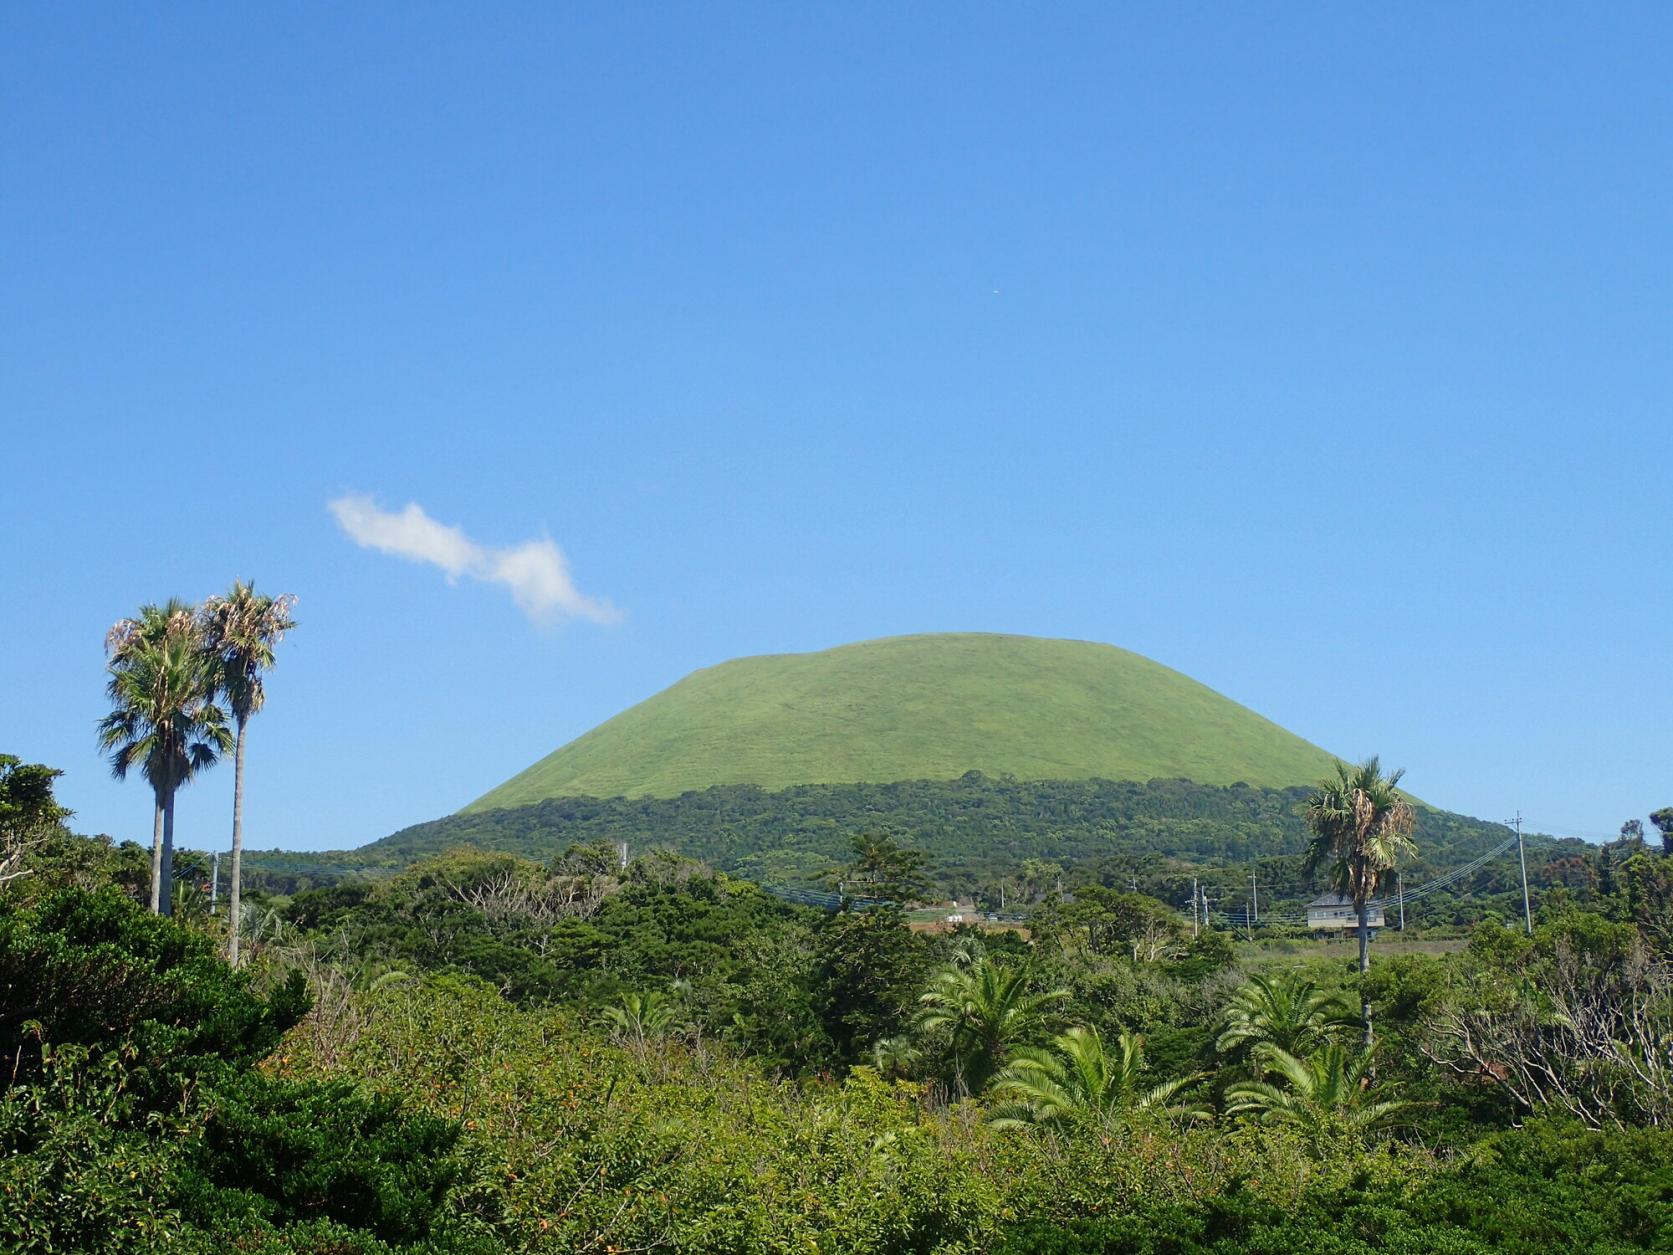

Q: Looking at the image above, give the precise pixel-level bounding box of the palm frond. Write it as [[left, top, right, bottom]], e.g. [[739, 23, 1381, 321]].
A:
[[201, 581, 298, 725], [1228, 1041, 1407, 1140], [987, 1023, 1203, 1126]]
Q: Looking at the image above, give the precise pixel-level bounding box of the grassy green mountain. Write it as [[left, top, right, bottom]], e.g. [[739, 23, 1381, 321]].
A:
[[468, 633, 1343, 810]]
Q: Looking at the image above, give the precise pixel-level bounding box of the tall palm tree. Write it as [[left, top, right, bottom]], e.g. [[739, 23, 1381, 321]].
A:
[[988, 1025, 1208, 1128], [1215, 971, 1357, 1060], [98, 612, 230, 916], [1224, 1042, 1408, 1146], [105, 601, 196, 909], [916, 956, 1069, 1096], [103, 600, 211, 912], [201, 581, 297, 965], [1305, 756, 1416, 1046]]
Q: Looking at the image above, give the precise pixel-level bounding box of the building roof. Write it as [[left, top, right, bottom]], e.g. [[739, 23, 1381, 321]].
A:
[[1307, 892, 1359, 909]]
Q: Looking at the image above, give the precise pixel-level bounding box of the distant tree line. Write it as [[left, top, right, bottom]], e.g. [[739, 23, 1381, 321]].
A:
[[245, 771, 1587, 927]]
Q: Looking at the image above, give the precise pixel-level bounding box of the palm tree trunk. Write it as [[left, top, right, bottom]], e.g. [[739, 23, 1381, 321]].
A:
[[160, 776, 176, 918], [1357, 899, 1370, 974], [229, 720, 246, 966], [148, 799, 164, 913], [1357, 897, 1373, 1049]]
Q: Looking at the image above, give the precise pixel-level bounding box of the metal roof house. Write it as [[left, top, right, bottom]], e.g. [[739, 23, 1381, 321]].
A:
[[1306, 893, 1384, 934]]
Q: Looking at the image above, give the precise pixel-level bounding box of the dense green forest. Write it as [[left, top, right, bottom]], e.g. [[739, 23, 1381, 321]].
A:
[[7, 750, 1673, 1252], [248, 774, 1582, 928]]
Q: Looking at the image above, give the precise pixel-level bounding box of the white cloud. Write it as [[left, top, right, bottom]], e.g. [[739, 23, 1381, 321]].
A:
[[327, 493, 620, 626]]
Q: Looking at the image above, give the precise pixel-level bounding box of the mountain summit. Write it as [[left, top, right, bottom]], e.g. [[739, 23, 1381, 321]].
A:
[[466, 633, 1341, 811]]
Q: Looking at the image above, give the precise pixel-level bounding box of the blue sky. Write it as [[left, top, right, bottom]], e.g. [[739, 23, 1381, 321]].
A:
[[3, 4, 1668, 853]]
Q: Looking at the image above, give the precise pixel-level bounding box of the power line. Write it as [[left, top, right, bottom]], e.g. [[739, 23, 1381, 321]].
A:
[[1370, 833, 1520, 905], [1185, 831, 1524, 929]]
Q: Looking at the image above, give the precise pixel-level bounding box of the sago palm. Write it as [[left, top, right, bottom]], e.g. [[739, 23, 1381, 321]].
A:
[[1216, 971, 1357, 1060], [917, 956, 1069, 1096], [599, 990, 678, 1046], [988, 1025, 1208, 1128], [201, 581, 297, 964], [98, 617, 230, 916], [1224, 1042, 1408, 1145], [1305, 756, 1416, 1046], [869, 1034, 923, 1078]]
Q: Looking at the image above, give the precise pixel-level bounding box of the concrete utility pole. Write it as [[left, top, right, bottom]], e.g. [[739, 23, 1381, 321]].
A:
[[1397, 870, 1405, 932], [1509, 812, 1532, 935], [617, 841, 629, 871], [1191, 876, 1199, 937], [1249, 870, 1258, 926], [211, 851, 221, 913]]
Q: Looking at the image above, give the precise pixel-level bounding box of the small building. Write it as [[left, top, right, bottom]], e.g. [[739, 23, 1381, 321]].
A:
[[1306, 893, 1383, 936]]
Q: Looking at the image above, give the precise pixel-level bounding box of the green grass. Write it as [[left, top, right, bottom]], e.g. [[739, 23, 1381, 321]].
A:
[[466, 632, 1346, 810]]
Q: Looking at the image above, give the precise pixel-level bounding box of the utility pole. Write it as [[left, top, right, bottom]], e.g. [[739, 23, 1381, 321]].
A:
[[1509, 811, 1532, 935], [1249, 870, 1258, 927], [617, 841, 629, 871], [1191, 876, 1199, 937], [1397, 870, 1405, 932], [211, 850, 221, 914]]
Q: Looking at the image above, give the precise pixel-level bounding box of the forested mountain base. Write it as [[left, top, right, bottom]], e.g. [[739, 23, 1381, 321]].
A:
[[248, 775, 1579, 924]]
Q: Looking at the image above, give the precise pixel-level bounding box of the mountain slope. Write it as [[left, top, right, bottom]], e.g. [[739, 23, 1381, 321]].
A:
[[466, 633, 1343, 810]]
